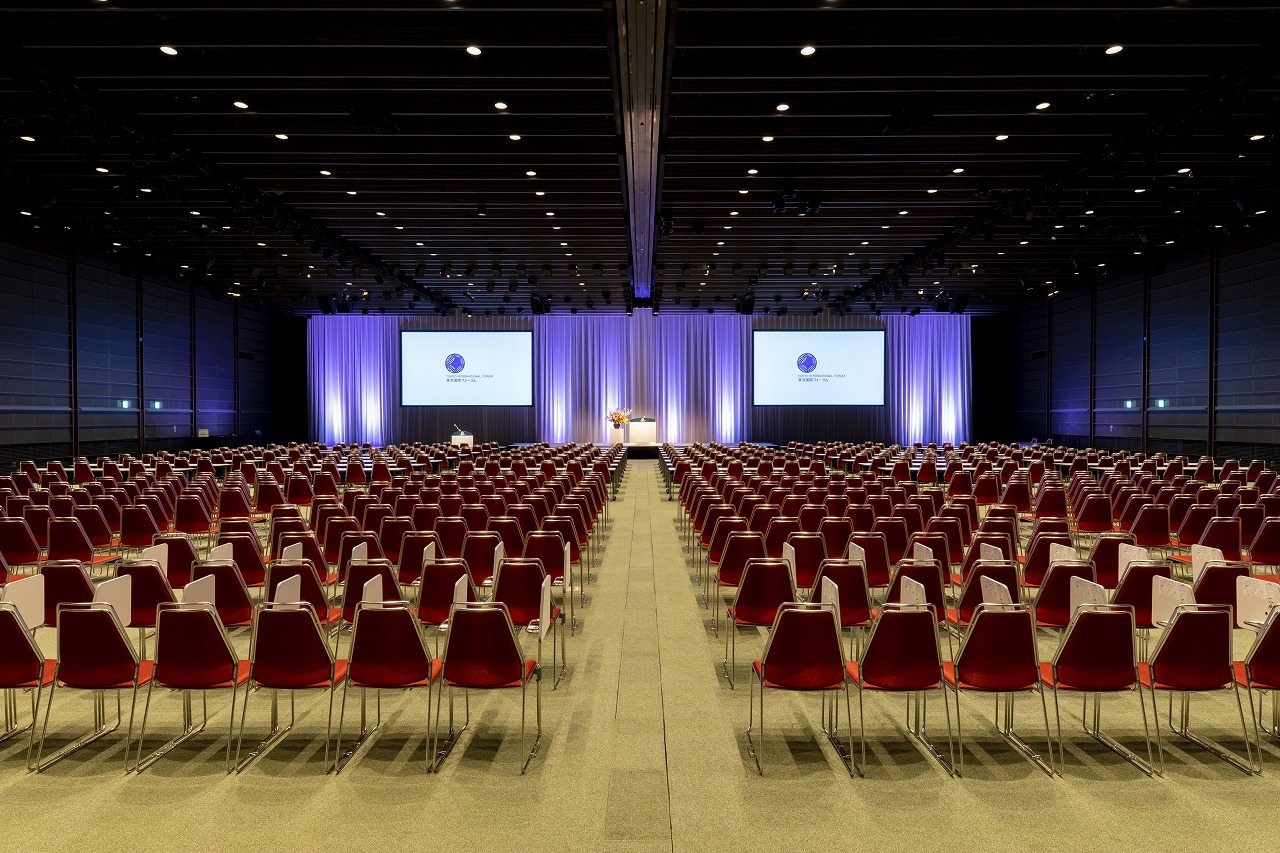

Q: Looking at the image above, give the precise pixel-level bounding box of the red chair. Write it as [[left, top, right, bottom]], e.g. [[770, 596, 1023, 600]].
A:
[[0, 518, 42, 571], [432, 517, 470, 561], [460, 530, 503, 589], [747, 602, 853, 776], [817, 516, 853, 561], [709, 532, 767, 632], [39, 560, 95, 629], [1139, 604, 1252, 774], [235, 601, 347, 772], [884, 559, 948, 625], [809, 558, 874, 658], [430, 602, 541, 774], [1171, 517, 1242, 568], [784, 531, 826, 592], [115, 560, 177, 656], [133, 601, 249, 773], [524, 529, 577, 623], [33, 601, 152, 771], [724, 558, 796, 688], [493, 557, 566, 688], [1073, 493, 1114, 539], [1192, 561, 1251, 627], [265, 559, 340, 625], [333, 600, 440, 772], [947, 560, 1020, 632], [944, 602, 1054, 776], [0, 597, 55, 765], [1032, 560, 1096, 629], [1020, 531, 1074, 589], [190, 560, 254, 628], [762, 516, 801, 560], [1235, 607, 1280, 770], [848, 601, 954, 775], [120, 506, 162, 553]]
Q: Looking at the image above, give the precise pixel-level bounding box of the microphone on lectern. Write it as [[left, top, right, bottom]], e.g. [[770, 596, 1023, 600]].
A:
[[453, 423, 462, 432]]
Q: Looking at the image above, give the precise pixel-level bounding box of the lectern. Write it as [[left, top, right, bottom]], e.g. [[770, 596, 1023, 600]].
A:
[[628, 417, 657, 445], [450, 430, 473, 448]]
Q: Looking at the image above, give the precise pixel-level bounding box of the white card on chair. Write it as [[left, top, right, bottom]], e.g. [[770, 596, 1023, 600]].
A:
[[782, 542, 798, 590], [900, 575, 927, 606], [352, 542, 368, 564], [281, 542, 303, 562], [1151, 576, 1195, 628], [844, 541, 866, 566], [979, 576, 1013, 606], [93, 575, 132, 624], [492, 543, 506, 579], [273, 573, 302, 605], [1191, 544, 1224, 583], [453, 574, 469, 605], [979, 543, 1002, 563], [183, 574, 216, 606], [1, 574, 45, 631], [539, 575, 552, 640], [421, 542, 437, 570], [208, 543, 234, 562], [1117, 544, 1150, 585], [912, 542, 934, 564], [1049, 543, 1077, 569], [821, 577, 840, 630], [562, 543, 571, 580], [1237, 576, 1280, 631], [1069, 576, 1108, 615], [362, 575, 384, 609], [139, 544, 168, 576]]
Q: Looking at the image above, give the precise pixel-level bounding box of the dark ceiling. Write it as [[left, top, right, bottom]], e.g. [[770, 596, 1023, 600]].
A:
[[1, 1, 1278, 317]]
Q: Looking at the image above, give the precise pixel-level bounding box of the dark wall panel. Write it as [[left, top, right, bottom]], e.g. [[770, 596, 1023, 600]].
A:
[[237, 307, 274, 438], [0, 243, 72, 469], [142, 280, 193, 442], [1147, 258, 1210, 458], [75, 259, 139, 456], [195, 293, 235, 438], [1049, 290, 1091, 446], [1093, 278, 1143, 451], [1012, 302, 1048, 440], [1217, 243, 1280, 464]]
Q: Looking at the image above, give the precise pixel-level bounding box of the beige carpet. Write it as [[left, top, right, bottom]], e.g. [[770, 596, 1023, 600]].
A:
[[1, 460, 1273, 852]]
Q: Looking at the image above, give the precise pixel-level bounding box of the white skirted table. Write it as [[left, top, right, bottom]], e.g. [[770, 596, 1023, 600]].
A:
[[628, 417, 657, 444]]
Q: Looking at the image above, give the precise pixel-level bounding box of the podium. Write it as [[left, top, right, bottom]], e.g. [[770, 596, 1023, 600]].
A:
[[628, 417, 657, 445], [450, 431, 473, 448]]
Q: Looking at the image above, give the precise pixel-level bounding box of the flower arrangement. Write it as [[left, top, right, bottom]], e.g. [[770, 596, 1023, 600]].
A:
[[608, 408, 632, 427]]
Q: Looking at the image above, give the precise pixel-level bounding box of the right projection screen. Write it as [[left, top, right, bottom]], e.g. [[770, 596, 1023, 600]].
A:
[[751, 330, 886, 406]]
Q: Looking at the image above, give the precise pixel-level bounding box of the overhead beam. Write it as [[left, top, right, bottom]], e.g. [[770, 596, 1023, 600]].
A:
[[611, 0, 672, 300]]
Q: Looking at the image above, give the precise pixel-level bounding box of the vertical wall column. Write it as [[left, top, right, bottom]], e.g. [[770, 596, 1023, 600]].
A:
[[67, 239, 80, 458], [1207, 246, 1220, 458], [1140, 268, 1152, 453]]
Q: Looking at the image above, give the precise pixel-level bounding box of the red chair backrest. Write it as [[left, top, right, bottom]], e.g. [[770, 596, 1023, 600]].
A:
[[860, 603, 942, 690], [349, 602, 432, 687], [1052, 605, 1138, 692], [55, 603, 139, 688], [154, 603, 237, 689], [250, 603, 335, 688], [1150, 605, 1234, 691], [956, 605, 1039, 691], [731, 558, 796, 626], [758, 603, 845, 690], [442, 603, 526, 688]]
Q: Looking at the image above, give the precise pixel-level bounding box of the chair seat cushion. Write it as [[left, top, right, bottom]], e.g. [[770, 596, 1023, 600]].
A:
[[60, 659, 154, 690], [158, 660, 251, 691], [442, 658, 536, 689], [1234, 660, 1280, 691], [943, 661, 1036, 692], [253, 659, 347, 690], [1038, 661, 1134, 692], [1137, 662, 1230, 692], [750, 659, 843, 691], [352, 657, 442, 690]]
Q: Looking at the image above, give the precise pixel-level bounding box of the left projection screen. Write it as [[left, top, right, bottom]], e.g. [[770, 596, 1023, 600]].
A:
[[400, 331, 534, 406]]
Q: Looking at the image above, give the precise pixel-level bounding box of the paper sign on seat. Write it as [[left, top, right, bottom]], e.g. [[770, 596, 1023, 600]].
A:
[[93, 575, 132, 625], [273, 573, 302, 604], [281, 542, 303, 561], [1151, 576, 1195, 628], [1049, 542, 1077, 570], [979, 576, 1013, 606], [1069, 576, 1107, 614], [782, 542, 797, 590], [900, 576, 927, 606], [540, 575, 552, 640], [821, 577, 840, 630], [913, 542, 933, 564], [139, 544, 168, 576], [1237, 576, 1280, 631], [2, 574, 45, 631], [183, 574, 216, 606], [844, 541, 865, 566], [208, 543, 234, 562], [1116, 544, 1149, 585], [1191, 544, 1224, 583], [979, 542, 1003, 563]]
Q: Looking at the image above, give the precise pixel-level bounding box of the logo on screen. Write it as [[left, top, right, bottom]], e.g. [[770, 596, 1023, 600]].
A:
[[444, 353, 466, 374], [796, 353, 817, 373]]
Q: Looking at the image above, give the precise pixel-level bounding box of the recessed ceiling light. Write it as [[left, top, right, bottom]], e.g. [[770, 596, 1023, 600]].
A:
[[860, 241, 869, 245], [1084, 209, 1095, 215], [376, 211, 386, 216], [546, 211, 555, 216], [257, 242, 266, 247], [997, 251, 1005, 255], [747, 169, 758, 175], [509, 134, 521, 141], [395, 226, 404, 230], [140, 187, 152, 193], [1054, 224, 1063, 229], [1019, 240, 1029, 245], [1177, 167, 1190, 174], [18, 136, 34, 142], [94, 167, 109, 173], [952, 168, 965, 174], [738, 189, 748, 194], [717, 241, 725, 246], [776, 104, 789, 112], [346, 190, 357, 195], [495, 102, 508, 110], [1134, 188, 1148, 193], [1257, 210, 1268, 215], [881, 225, 890, 229], [112, 242, 121, 247], [552, 226, 560, 230], [762, 136, 774, 142], [1105, 45, 1124, 55], [159, 46, 178, 56], [19, 211, 31, 216], [1250, 134, 1266, 141], [535, 191, 545, 196], [180, 265, 189, 269], [926, 188, 938, 194], [730, 211, 738, 215], [466, 46, 482, 56], [189, 210, 200, 216], [560, 242, 568, 246], [800, 46, 816, 56], [723, 226, 732, 230], [233, 101, 249, 109], [1165, 240, 1175, 244], [712, 252, 719, 256], [898, 210, 908, 215], [1098, 263, 1106, 267], [275, 133, 289, 140], [525, 170, 536, 176], [995, 134, 1009, 141], [1035, 101, 1051, 110]]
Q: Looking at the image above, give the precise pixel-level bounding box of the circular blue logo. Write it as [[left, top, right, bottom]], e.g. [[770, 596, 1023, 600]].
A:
[[444, 353, 466, 374], [797, 352, 817, 373]]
